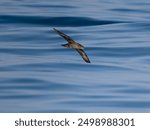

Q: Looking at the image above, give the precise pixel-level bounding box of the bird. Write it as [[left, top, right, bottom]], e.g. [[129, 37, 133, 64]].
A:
[[53, 28, 91, 63]]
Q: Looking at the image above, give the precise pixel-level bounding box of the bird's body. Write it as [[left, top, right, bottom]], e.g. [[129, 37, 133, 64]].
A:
[[62, 42, 84, 49], [53, 28, 91, 63]]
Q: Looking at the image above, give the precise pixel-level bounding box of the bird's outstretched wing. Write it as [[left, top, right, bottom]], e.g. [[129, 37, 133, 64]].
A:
[[76, 49, 91, 63], [53, 28, 74, 43]]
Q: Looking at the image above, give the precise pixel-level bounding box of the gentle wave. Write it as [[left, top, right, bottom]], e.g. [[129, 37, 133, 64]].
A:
[[0, 15, 124, 26], [0, 0, 150, 112]]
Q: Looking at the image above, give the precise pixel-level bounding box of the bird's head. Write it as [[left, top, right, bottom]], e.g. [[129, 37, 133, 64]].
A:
[[61, 44, 69, 48]]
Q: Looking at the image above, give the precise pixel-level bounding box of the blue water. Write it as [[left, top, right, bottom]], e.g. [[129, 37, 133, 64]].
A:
[[0, 0, 150, 112]]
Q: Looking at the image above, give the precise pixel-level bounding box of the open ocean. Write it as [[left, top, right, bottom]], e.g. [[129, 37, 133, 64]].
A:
[[0, 0, 150, 112]]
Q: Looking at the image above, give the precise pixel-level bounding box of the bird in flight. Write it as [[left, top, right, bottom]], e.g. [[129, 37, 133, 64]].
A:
[[53, 28, 91, 63]]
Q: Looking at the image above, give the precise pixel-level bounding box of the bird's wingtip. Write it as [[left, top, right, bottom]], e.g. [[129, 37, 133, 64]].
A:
[[86, 60, 91, 63], [53, 28, 59, 33]]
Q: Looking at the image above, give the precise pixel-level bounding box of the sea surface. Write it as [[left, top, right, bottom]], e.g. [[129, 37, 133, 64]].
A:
[[0, 0, 150, 112]]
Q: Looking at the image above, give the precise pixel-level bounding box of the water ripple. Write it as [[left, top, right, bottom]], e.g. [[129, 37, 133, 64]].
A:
[[91, 47, 150, 57], [0, 15, 124, 26], [0, 0, 150, 112]]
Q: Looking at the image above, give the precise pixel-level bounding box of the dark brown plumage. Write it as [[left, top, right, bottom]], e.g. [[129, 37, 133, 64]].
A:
[[53, 28, 91, 63]]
